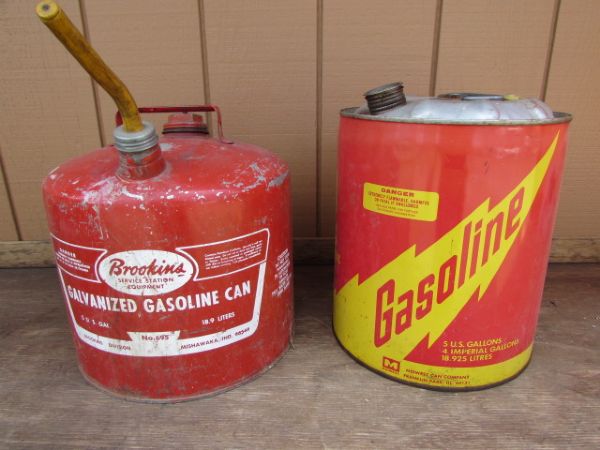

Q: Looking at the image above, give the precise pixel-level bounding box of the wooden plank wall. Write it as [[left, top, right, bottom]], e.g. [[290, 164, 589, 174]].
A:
[[545, 0, 600, 238], [0, 0, 100, 240], [320, 0, 439, 235], [0, 1, 598, 254], [204, 0, 317, 236], [0, 170, 18, 241], [84, 0, 207, 146]]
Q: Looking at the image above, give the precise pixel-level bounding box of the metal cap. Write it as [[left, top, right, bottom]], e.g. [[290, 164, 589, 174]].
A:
[[113, 121, 159, 153], [364, 82, 407, 114]]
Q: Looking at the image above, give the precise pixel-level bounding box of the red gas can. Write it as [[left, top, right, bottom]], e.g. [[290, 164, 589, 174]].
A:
[[44, 107, 293, 401], [38, 2, 293, 401], [334, 83, 572, 390]]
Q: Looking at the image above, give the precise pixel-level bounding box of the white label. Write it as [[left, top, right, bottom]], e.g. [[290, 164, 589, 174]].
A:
[[52, 229, 272, 357]]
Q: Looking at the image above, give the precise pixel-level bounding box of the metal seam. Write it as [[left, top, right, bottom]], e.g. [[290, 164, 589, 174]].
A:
[[78, 0, 106, 147], [315, 0, 324, 237], [429, 0, 444, 96], [0, 144, 22, 240], [540, 0, 562, 101], [197, 0, 213, 134], [340, 108, 573, 125]]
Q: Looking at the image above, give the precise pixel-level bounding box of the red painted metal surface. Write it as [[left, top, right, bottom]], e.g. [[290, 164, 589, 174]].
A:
[[43, 107, 293, 401], [334, 112, 571, 389]]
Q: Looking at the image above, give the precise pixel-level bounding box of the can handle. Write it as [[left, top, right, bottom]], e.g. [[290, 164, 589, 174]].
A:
[[115, 105, 233, 144]]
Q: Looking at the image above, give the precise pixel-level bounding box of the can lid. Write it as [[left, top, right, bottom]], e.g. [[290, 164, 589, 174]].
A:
[[344, 82, 571, 125], [162, 113, 209, 134]]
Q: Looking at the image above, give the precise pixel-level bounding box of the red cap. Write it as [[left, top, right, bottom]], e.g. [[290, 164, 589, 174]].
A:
[[162, 113, 209, 134]]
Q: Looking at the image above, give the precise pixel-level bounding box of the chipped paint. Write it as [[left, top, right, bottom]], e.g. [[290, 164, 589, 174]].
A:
[[249, 162, 267, 177], [233, 162, 266, 192], [81, 189, 99, 205], [268, 171, 289, 189], [89, 179, 111, 190], [121, 187, 144, 201]]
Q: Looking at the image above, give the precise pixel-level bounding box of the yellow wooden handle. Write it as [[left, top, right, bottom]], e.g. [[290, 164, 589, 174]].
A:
[[36, 1, 143, 132]]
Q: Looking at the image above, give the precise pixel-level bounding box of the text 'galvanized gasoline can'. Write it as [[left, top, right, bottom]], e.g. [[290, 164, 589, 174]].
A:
[[38, 1, 293, 401], [333, 82, 572, 390]]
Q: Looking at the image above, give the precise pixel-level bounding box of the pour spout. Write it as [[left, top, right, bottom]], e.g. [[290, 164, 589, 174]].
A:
[[36, 1, 143, 133]]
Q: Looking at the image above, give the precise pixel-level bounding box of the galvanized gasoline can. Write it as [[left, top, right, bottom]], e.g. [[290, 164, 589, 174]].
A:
[[333, 82, 572, 390], [38, 1, 293, 401]]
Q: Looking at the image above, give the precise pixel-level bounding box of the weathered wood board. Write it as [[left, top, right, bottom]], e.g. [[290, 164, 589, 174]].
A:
[[0, 265, 598, 449]]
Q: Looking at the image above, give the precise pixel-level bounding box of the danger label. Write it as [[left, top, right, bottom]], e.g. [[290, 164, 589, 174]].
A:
[[363, 182, 439, 221]]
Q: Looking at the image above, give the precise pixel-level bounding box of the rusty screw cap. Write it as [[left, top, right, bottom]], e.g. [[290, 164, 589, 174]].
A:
[[364, 82, 407, 114]]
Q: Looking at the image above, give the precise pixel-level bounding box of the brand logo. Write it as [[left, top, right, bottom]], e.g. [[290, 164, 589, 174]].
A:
[[335, 133, 560, 361], [98, 250, 194, 296], [382, 356, 401, 374]]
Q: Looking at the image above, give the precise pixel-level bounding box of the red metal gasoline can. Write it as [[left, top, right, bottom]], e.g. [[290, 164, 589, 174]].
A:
[[333, 83, 572, 390], [43, 106, 293, 401]]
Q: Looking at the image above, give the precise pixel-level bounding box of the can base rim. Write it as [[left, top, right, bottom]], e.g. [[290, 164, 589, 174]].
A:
[[333, 328, 532, 392], [77, 342, 291, 403]]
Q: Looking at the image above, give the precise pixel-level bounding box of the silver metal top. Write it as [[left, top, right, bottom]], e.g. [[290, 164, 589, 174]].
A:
[[113, 121, 159, 153], [343, 87, 572, 125]]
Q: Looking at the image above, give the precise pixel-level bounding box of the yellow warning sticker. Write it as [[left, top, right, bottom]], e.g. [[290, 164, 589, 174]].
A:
[[363, 183, 439, 221]]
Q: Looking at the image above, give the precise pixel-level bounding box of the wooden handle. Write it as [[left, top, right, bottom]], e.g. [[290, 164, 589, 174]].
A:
[[36, 1, 143, 132]]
